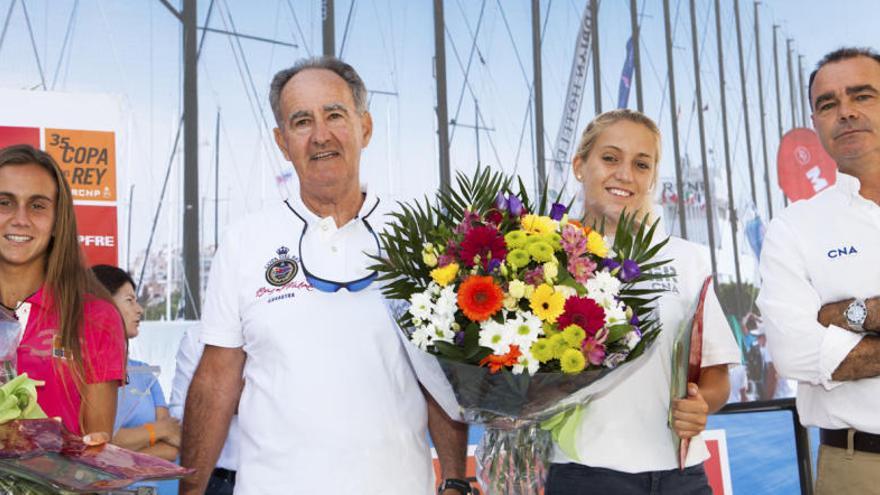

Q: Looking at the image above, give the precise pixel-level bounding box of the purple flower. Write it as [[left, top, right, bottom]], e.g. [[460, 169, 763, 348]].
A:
[[523, 266, 544, 286], [508, 195, 525, 217], [493, 192, 526, 217], [486, 258, 502, 274], [549, 203, 568, 221], [601, 258, 620, 271], [494, 192, 508, 211], [454, 331, 466, 346], [620, 259, 641, 282], [629, 313, 641, 337]]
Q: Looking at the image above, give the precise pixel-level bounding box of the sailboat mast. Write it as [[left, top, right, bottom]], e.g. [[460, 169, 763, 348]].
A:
[[734, 0, 757, 206], [753, 1, 773, 219], [662, 0, 687, 239], [532, 0, 546, 188]]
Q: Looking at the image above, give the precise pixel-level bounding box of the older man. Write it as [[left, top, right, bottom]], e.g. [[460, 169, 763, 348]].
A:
[[758, 47, 880, 494], [180, 57, 469, 495]]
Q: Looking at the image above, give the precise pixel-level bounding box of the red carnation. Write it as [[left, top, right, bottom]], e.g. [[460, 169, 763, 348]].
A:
[[459, 225, 507, 270], [557, 296, 606, 336]]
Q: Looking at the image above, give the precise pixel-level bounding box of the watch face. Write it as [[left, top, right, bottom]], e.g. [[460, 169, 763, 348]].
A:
[[847, 303, 868, 323]]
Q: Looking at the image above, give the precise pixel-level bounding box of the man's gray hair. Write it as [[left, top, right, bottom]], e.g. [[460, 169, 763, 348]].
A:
[[269, 56, 368, 127]]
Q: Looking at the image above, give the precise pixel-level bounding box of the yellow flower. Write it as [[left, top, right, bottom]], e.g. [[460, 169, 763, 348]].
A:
[[521, 214, 557, 235], [505, 230, 529, 249], [430, 263, 459, 287], [549, 333, 570, 359], [530, 338, 554, 363], [529, 284, 565, 323], [421, 243, 438, 267], [506, 249, 531, 269], [562, 324, 586, 347], [586, 231, 609, 258], [560, 348, 586, 374], [527, 241, 555, 263], [544, 232, 563, 251], [422, 252, 438, 267]]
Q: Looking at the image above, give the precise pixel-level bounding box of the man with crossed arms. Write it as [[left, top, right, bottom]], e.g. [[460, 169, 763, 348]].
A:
[[759, 47, 880, 494]]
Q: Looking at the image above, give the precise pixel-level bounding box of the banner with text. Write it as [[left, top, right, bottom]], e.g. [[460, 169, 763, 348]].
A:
[[0, 90, 126, 267]]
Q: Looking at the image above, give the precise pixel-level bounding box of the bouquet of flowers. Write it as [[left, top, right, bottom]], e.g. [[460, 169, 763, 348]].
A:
[[0, 418, 193, 493], [372, 168, 669, 494]]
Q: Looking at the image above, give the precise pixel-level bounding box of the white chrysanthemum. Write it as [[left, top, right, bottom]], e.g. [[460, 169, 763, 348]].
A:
[[512, 354, 541, 375], [435, 285, 458, 316], [589, 291, 616, 309], [604, 300, 628, 326], [479, 320, 513, 355], [586, 270, 622, 297], [508, 311, 543, 348], [409, 291, 434, 320], [411, 326, 433, 351], [432, 313, 456, 334], [430, 323, 456, 344], [428, 281, 442, 296]]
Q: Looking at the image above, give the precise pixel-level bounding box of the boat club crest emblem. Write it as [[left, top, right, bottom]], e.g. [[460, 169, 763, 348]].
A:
[[265, 246, 298, 286]]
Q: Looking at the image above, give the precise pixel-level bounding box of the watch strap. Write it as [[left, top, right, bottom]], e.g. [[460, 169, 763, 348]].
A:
[[438, 478, 472, 495]]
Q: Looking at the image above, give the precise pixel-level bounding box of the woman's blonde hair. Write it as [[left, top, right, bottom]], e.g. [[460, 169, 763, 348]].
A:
[[574, 109, 662, 219]]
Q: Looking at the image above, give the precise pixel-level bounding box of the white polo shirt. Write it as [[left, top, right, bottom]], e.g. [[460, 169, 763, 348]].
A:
[[757, 172, 880, 432], [551, 236, 741, 472], [199, 191, 433, 494]]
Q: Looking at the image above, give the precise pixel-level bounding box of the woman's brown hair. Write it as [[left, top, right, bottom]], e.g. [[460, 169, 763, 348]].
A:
[[0, 144, 112, 378]]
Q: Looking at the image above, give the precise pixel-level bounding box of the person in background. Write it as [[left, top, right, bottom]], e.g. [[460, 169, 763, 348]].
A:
[[727, 363, 748, 403], [544, 110, 741, 495], [0, 144, 125, 438], [170, 323, 239, 495], [758, 47, 880, 494], [91, 264, 181, 460]]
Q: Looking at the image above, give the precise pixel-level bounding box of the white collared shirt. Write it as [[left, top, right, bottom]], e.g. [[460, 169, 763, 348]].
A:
[[758, 172, 880, 432], [199, 191, 433, 494], [551, 236, 741, 472]]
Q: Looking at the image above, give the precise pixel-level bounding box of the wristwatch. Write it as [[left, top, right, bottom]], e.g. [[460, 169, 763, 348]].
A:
[[845, 298, 868, 332], [438, 478, 473, 495]]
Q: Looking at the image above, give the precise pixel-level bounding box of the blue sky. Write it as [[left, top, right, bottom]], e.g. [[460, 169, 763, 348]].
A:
[[0, 0, 877, 282]]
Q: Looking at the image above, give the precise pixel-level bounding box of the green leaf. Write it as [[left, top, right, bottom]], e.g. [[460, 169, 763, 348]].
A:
[[434, 341, 465, 361], [605, 324, 632, 344]]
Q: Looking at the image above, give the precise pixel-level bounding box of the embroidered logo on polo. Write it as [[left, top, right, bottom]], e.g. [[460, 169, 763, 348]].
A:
[[827, 245, 858, 259], [264, 246, 299, 286]]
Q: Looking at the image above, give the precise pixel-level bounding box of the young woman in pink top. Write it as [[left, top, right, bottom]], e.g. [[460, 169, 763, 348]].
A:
[[0, 144, 126, 437]]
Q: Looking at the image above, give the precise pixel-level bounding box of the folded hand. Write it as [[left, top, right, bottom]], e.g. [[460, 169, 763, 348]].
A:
[[671, 383, 709, 439]]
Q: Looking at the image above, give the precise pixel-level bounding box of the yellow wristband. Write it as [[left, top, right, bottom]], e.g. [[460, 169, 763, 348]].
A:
[[144, 422, 156, 447]]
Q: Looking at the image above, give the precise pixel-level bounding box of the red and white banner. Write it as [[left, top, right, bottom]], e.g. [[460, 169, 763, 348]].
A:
[[777, 128, 837, 202], [0, 90, 126, 267]]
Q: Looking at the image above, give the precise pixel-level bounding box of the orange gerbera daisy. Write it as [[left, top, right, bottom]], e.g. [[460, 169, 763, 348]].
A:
[[457, 275, 504, 321], [479, 345, 522, 373]]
